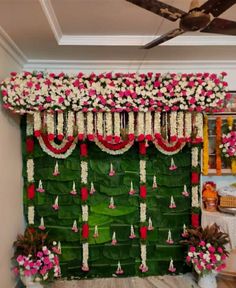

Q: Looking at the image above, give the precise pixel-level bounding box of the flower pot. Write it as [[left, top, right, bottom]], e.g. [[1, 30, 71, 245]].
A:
[[21, 276, 44, 288], [198, 273, 217, 288]]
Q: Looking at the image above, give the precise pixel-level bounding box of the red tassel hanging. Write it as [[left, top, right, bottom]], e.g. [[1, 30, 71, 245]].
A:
[[80, 143, 88, 157], [26, 137, 34, 153], [27, 183, 35, 199], [140, 226, 147, 240], [140, 185, 147, 199], [191, 213, 200, 228], [139, 142, 146, 155], [82, 223, 89, 239], [191, 172, 199, 184], [81, 187, 88, 201]]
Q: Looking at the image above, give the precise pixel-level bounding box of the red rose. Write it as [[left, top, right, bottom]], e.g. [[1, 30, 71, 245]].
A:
[[140, 185, 147, 199], [26, 138, 34, 153], [80, 143, 88, 157], [87, 134, 94, 141], [128, 134, 135, 141], [170, 135, 177, 142], [139, 142, 146, 155], [155, 133, 161, 139], [81, 187, 88, 201], [97, 134, 103, 141], [48, 133, 54, 141], [191, 172, 199, 184], [191, 213, 199, 228], [145, 134, 152, 141], [105, 135, 113, 142], [78, 133, 84, 141], [140, 226, 147, 239], [34, 130, 41, 138], [82, 223, 89, 239], [138, 134, 145, 142], [114, 136, 121, 143], [67, 135, 74, 141], [27, 183, 35, 199], [57, 134, 64, 141]]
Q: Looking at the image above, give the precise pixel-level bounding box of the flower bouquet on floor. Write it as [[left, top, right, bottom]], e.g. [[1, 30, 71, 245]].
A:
[[181, 223, 230, 288], [12, 227, 61, 287]]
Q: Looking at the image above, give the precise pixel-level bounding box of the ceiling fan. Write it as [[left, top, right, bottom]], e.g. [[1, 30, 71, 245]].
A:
[[126, 0, 236, 48]]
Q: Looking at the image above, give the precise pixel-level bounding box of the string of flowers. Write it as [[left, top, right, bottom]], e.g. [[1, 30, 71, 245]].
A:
[[139, 142, 148, 273], [216, 117, 222, 176], [154, 112, 161, 139], [87, 112, 94, 141], [1, 72, 229, 113], [185, 112, 192, 141], [26, 115, 35, 201], [191, 144, 201, 228], [46, 112, 54, 141], [170, 111, 177, 142], [77, 112, 85, 141], [145, 111, 152, 140], [177, 112, 184, 141], [227, 116, 236, 174], [57, 112, 64, 140], [114, 113, 121, 143], [128, 112, 135, 141], [67, 111, 75, 140], [202, 115, 209, 175], [80, 142, 89, 271]]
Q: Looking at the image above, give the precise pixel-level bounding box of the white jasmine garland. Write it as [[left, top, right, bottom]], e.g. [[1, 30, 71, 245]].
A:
[[140, 203, 147, 222], [82, 205, 89, 222], [185, 112, 192, 139], [139, 160, 146, 183], [195, 113, 203, 139], [27, 159, 34, 182], [82, 242, 89, 268], [67, 111, 74, 138], [177, 112, 184, 139], [76, 112, 85, 135], [96, 112, 103, 136], [46, 112, 54, 136], [57, 112, 64, 136], [192, 186, 200, 207], [128, 112, 134, 135], [154, 112, 161, 135], [87, 112, 94, 136], [170, 112, 177, 138], [192, 147, 198, 167], [145, 112, 152, 137], [28, 206, 35, 224], [81, 161, 88, 184], [114, 113, 120, 137], [140, 244, 147, 266], [105, 112, 112, 136], [33, 111, 41, 132], [137, 112, 145, 136], [26, 114, 33, 136]]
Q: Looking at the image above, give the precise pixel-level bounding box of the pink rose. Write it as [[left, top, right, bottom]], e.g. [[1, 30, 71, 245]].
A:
[[189, 246, 196, 253]]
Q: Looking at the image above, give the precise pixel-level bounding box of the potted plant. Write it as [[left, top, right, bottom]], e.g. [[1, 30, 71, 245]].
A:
[[181, 223, 229, 288], [12, 227, 61, 287]]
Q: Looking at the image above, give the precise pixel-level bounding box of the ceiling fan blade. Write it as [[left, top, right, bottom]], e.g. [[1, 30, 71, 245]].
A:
[[126, 0, 186, 21], [199, 0, 236, 17], [201, 18, 236, 35], [144, 28, 185, 49]]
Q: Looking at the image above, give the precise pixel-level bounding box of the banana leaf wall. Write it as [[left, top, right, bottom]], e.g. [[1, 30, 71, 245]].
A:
[[22, 117, 191, 279]]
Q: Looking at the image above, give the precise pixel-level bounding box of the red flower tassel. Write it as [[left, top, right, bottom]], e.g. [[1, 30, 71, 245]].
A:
[[191, 213, 200, 228], [140, 226, 147, 240], [140, 185, 147, 199], [137, 134, 145, 142], [191, 172, 199, 184], [128, 134, 135, 141], [87, 134, 94, 141], [27, 183, 35, 199], [139, 142, 146, 155], [82, 223, 89, 239], [80, 143, 88, 157], [26, 138, 34, 153], [78, 133, 84, 141], [81, 187, 88, 201]]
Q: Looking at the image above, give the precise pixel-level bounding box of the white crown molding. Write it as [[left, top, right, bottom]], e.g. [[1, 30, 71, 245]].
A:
[[59, 34, 236, 46], [39, 0, 62, 43], [24, 59, 236, 72], [0, 26, 27, 67]]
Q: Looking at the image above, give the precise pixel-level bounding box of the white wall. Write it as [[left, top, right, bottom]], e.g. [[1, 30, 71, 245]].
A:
[[0, 46, 23, 287]]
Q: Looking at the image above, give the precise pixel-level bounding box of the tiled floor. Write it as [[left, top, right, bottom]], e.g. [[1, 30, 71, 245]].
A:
[[52, 274, 236, 288]]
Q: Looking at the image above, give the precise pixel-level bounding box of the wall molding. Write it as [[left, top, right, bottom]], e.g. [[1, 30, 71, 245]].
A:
[[0, 26, 26, 67]]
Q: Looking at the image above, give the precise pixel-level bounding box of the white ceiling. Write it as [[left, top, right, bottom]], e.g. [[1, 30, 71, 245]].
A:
[[0, 0, 236, 69]]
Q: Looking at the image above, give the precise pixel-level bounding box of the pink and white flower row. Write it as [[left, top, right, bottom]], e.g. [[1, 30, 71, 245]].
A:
[[220, 131, 236, 158], [15, 246, 60, 280], [1, 71, 229, 113]]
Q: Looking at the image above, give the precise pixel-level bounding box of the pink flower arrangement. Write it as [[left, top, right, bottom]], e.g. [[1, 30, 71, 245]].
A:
[[181, 224, 229, 277], [1, 72, 229, 114], [220, 130, 236, 159]]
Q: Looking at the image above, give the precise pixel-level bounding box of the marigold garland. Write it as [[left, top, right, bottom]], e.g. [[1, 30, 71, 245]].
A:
[[216, 117, 222, 176], [202, 115, 209, 175]]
